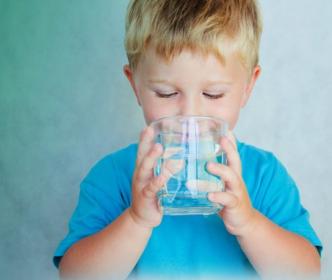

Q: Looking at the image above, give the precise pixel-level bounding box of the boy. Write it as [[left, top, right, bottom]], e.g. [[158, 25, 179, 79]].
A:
[[54, 0, 322, 279]]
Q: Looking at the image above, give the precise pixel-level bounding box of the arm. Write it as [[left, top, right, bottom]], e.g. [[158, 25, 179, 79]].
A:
[[207, 132, 320, 278], [237, 210, 320, 276], [59, 209, 152, 279], [59, 127, 168, 279]]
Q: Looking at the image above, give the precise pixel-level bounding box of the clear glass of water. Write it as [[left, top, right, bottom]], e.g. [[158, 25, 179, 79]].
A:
[[151, 115, 228, 215]]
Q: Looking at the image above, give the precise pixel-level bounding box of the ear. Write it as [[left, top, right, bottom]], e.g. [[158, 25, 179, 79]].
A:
[[123, 64, 141, 106], [240, 65, 261, 108]]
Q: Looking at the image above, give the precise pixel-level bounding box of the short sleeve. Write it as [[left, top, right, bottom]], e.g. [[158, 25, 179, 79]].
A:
[[53, 155, 131, 268], [258, 155, 322, 255]]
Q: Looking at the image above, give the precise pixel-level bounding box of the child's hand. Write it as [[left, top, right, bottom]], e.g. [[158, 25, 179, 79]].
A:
[[128, 126, 166, 229], [207, 131, 258, 237]]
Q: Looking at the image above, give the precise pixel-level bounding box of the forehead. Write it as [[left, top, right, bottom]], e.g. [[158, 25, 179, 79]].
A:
[[135, 45, 248, 82]]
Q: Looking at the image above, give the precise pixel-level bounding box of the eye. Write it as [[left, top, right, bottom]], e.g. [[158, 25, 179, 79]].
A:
[[203, 92, 225, 99], [155, 91, 178, 98]]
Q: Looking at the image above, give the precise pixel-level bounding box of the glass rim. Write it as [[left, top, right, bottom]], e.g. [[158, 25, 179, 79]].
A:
[[150, 115, 227, 127]]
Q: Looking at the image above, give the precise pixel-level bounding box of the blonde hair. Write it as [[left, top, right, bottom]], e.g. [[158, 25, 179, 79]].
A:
[[125, 0, 262, 73]]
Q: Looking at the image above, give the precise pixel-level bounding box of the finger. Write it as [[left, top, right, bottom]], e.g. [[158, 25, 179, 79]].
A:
[[142, 173, 168, 198], [186, 179, 221, 192], [136, 143, 163, 185], [161, 158, 184, 178], [221, 136, 242, 176], [226, 130, 238, 150], [207, 162, 243, 193], [208, 191, 238, 208], [142, 158, 183, 198], [136, 126, 155, 166], [162, 146, 183, 159]]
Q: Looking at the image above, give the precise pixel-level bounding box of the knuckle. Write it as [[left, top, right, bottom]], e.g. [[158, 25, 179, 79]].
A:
[[161, 165, 172, 179], [151, 176, 160, 188], [146, 178, 161, 195], [141, 158, 149, 169], [140, 127, 147, 140], [141, 157, 152, 171], [157, 174, 167, 185], [135, 169, 144, 182], [219, 163, 227, 172], [142, 186, 153, 198], [148, 145, 157, 156], [232, 196, 240, 208], [136, 151, 143, 163]]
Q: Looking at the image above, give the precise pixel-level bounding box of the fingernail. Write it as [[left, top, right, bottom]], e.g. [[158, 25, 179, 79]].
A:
[[206, 162, 212, 170], [208, 162, 216, 169], [153, 144, 160, 152], [221, 136, 229, 142], [221, 137, 232, 148]]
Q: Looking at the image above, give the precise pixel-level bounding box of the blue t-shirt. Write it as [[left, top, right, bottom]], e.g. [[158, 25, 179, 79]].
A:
[[53, 140, 322, 278]]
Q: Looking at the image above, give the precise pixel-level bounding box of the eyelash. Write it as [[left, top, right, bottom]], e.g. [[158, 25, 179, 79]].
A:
[[155, 92, 178, 98], [203, 92, 225, 99], [155, 92, 225, 99]]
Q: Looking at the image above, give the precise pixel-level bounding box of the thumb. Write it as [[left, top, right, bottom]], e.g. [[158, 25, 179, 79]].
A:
[[142, 173, 168, 198], [208, 191, 238, 208]]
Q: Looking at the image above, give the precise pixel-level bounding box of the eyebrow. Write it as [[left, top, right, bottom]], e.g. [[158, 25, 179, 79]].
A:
[[205, 80, 233, 86], [148, 79, 173, 85], [148, 79, 233, 86]]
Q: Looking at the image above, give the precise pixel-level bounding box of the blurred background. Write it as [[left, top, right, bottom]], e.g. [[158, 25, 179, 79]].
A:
[[1, 0, 331, 279]]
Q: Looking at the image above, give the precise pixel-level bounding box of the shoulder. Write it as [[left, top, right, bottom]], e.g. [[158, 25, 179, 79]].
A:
[[94, 143, 138, 168], [86, 143, 138, 180], [106, 143, 138, 163], [237, 140, 278, 167], [238, 139, 292, 183], [237, 139, 296, 207], [75, 143, 138, 210], [237, 138, 290, 179], [237, 140, 321, 250], [80, 143, 138, 200]]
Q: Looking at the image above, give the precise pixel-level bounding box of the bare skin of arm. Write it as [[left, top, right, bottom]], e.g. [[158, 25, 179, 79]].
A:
[[207, 132, 320, 278], [59, 127, 168, 279], [236, 210, 320, 277], [59, 209, 153, 279]]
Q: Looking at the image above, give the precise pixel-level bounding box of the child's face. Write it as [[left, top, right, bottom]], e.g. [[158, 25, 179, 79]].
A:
[[124, 46, 260, 130]]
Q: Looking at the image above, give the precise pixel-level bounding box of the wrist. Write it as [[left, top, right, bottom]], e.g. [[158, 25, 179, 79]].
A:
[[236, 209, 262, 239], [127, 207, 155, 232]]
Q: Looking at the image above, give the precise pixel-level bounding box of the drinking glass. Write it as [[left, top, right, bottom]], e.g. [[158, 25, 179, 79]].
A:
[[151, 115, 228, 215]]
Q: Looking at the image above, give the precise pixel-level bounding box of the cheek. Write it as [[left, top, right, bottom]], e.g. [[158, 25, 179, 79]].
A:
[[213, 100, 242, 130], [141, 99, 177, 124], [144, 111, 162, 124], [227, 106, 242, 130], [138, 94, 158, 123]]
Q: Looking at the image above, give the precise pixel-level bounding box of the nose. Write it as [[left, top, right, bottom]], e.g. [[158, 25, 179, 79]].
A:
[[179, 95, 204, 116]]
